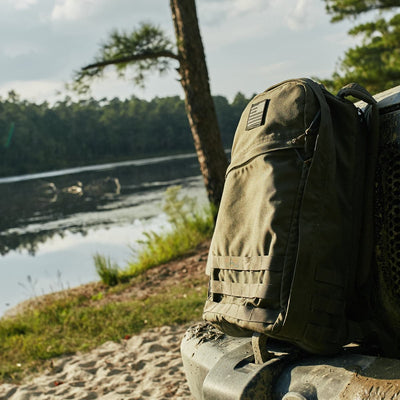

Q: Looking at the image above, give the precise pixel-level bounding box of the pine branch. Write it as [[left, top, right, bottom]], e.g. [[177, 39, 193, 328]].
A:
[[325, 0, 400, 22], [82, 50, 180, 71]]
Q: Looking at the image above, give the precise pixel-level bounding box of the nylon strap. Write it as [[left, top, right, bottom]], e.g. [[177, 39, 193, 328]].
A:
[[207, 254, 284, 272], [337, 83, 377, 105], [204, 300, 278, 324], [210, 281, 275, 299]]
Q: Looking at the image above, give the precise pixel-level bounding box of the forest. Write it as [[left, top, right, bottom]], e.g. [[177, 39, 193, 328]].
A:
[[0, 92, 249, 178]]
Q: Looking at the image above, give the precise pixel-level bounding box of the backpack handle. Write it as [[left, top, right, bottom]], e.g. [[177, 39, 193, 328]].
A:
[[337, 83, 377, 105]]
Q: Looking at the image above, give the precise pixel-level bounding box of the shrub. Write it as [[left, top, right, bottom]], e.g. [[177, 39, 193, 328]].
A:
[[125, 185, 213, 278]]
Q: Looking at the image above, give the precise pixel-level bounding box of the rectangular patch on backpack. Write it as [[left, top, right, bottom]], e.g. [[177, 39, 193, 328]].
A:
[[246, 99, 269, 130]]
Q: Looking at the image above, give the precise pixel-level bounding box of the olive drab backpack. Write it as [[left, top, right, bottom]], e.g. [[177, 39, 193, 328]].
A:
[[203, 78, 382, 356]]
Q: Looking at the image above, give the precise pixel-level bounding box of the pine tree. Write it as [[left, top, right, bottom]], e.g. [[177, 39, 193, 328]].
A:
[[74, 0, 228, 209], [323, 0, 400, 93]]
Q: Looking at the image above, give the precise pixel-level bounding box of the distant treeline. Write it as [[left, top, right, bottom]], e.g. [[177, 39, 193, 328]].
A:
[[0, 92, 250, 177]]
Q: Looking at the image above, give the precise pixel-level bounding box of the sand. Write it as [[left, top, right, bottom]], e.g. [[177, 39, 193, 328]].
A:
[[0, 242, 210, 400], [0, 324, 193, 400]]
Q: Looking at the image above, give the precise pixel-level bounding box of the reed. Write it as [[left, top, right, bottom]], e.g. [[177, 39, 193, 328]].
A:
[[93, 254, 122, 286], [125, 186, 213, 277]]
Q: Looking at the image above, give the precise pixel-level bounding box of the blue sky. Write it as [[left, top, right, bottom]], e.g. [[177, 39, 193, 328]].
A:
[[0, 0, 357, 104]]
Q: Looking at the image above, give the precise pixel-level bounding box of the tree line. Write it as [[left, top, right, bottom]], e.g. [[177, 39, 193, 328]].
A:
[[0, 91, 249, 178]]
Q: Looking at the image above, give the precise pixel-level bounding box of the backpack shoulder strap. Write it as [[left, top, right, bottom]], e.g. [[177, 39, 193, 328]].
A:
[[337, 83, 377, 105], [338, 84, 387, 351], [337, 83, 380, 288]]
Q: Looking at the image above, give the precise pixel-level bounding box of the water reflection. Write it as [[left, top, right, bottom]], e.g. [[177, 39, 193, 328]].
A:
[[0, 153, 203, 256]]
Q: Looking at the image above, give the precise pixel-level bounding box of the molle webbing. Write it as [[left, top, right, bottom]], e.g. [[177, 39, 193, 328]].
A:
[[205, 254, 283, 325], [203, 300, 279, 325], [206, 254, 283, 272], [210, 281, 272, 299]]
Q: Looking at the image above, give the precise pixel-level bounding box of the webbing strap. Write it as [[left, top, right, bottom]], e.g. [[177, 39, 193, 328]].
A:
[[207, 254, 284, 272], [337, 81, 379, 288], [337, 83, 380, 304], [210, 280, 274, 299], [358, 103, 379, 287], [337, 83, 377, 105], [204, 300, 278, 324]]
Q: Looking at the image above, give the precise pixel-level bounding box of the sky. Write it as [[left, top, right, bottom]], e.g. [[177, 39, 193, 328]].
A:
[[0, 0, 357, 104]]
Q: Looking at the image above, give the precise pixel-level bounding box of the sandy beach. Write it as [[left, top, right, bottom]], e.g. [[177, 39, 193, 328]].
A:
[[0, 324, 194, 400], [0, 242, 211, 400]]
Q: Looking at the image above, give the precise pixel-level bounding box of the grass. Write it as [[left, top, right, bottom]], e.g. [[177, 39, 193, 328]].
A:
[[93, 253, 123, 286], [127, 186, 214, 276], [94, 185, 214, 283], [0, 186, 213, 383], [0, 279, 207, 383], [126, 213, 212, 277]]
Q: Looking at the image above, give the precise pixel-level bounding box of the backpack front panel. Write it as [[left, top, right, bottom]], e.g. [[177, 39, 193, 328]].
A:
[[203, 81, 320, 336], [204, 78, 380, 355]]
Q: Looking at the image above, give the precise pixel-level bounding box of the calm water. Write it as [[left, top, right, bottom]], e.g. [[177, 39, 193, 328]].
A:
[[0, 153, 207, 317]]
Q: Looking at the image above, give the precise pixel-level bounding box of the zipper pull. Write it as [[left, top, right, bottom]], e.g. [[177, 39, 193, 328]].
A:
[[291, 133, 306, 145], [305, 110, 321, 157]]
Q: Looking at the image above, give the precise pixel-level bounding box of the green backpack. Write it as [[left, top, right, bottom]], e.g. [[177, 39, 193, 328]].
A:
[[203, 78, 380, 355]]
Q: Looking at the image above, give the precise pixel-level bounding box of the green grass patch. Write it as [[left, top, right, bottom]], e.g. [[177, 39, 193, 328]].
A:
[[125, 186, 214, 277], [93, 253, 124, 286], [95, 186, 214, 283], [0, 281, 207, 383]]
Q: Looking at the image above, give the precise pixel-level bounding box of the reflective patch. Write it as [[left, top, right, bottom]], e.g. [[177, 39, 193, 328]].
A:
[[246, 99, 269, 130]]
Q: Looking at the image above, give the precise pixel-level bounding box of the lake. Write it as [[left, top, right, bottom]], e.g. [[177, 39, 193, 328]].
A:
[[0, 153, 207, 317]]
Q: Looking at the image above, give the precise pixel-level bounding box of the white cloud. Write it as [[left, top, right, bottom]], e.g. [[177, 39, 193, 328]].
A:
[[286, 0, 318, 31], [199, 1, 275, 50], [10, 0, 37, 10], [201, 0, 321, 31], [199, 0, 265, 25], [0, 0, 359, 103], [0, 79, 64, 103], [51, 0, 100, 21], [200, 0, 325, 51]]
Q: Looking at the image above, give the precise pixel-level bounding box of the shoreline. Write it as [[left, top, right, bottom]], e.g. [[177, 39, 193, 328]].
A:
[[2, 240, 210, 322], [0, 324, 195, 399], [0, 241, 210, 398]]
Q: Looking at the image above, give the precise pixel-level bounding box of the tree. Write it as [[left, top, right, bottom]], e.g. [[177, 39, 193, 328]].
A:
[[74, 0, 228, 209], [323, 0, 400, 93], [325, 0, 400, 21], [0, 93, 243, 178]]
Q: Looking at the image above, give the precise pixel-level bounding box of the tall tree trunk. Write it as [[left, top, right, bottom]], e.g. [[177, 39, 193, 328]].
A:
[[170, 0, 228, 208]]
